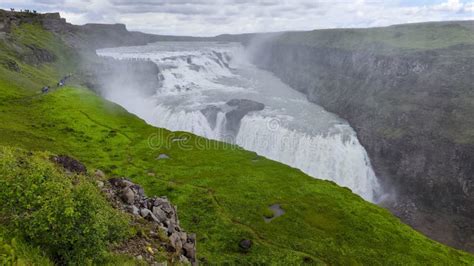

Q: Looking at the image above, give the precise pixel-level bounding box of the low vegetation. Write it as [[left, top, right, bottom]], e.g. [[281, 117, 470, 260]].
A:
[[0, 147, 130, 264], [0, 21, 473, 264]]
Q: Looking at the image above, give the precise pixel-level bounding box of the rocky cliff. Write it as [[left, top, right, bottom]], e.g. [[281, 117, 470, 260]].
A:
[[0, 9, 206, 51], [249, 21, 474, 252]]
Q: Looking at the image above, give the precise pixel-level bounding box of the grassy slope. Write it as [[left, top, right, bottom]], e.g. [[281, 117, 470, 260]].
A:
[[0, 23, 473, 265], [0, 228, 54, 265]]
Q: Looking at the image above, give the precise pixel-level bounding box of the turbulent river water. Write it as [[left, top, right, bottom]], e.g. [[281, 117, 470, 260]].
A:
[[97, 42, 382, 202]]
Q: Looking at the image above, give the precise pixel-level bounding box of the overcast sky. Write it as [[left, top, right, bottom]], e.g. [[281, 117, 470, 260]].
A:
[[1, 0, 473, 36]]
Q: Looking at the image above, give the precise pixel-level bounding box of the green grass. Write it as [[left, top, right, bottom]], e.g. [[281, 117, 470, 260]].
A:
[[0, 228, 54, 266], [0, 22, 473, 264]]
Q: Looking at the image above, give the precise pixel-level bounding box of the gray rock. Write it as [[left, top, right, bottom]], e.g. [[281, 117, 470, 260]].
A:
[[96, 180, 104, 188], [179, 232, 187, 243], [179, 255, 189, 264], [121, 179, 135, 188], [103, 176, 197, 260], [157, 154, 170, 160], [153, 197, 169, 207], [110, 178, 135, 188], [160, 202, 174, 215], [131, 184, 145, 198], [167, 220, 176, 235], [188, 233, 196, 242], [169, 232, 183, 253], [183, 241, 196, 262], [128, 205, 140, 216], [201, 105, 222, 130], [51, 155, 87, 174], [225, 99, 264, 137], [140, 208, 160, 223], [239, 239, 252, 251], [94, 169, 105, 178], [121, 187, 135, 204], [152, 206, 167, 222]]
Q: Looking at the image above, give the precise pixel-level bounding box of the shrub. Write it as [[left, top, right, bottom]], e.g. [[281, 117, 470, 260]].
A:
[[0, 236, 53, 266], [0, 238, 15, 265], [0, 147, 130, 264]]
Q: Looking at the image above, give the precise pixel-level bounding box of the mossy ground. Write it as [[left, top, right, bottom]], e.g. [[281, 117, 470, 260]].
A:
[[0, 22, 473, 264]]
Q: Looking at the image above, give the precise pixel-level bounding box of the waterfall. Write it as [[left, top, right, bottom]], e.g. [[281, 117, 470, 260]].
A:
[[97, 42, 382, 202], [236, 115, 380, 201]]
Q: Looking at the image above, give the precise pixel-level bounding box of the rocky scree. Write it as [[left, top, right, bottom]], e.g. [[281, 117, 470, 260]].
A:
[[103, 177, 197, 265]]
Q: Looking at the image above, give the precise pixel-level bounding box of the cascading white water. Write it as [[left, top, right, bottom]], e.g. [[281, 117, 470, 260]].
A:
[[97, 42, 382, 202], [236, 115, 380, 199]]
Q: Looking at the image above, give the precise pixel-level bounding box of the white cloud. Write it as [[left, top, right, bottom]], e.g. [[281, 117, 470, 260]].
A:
[[433, 0, 464, 12], [0, 0, 473, 36]]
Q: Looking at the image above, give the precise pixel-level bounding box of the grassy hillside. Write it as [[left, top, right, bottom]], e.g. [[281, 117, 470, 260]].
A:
[[0, 22, 473, 264]]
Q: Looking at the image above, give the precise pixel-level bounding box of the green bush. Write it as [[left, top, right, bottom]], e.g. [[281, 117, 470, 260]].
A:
[[0, 147, 130, 264], [0, 238, 15, 265], [0, 235, 53, 266]]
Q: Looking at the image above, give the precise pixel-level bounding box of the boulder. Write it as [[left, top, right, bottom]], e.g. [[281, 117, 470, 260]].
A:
[[167, 220, 176, 235], [239, 239, 252, 251], [128, 205, 140, 216], [169, 232, 183, 253], [131, 184, 145, 198], [140, 208, 160, 223], [179, 255, 189, 264], [121, 179, 135, 188], [157, 154, 170, 160], [183, 241, 196, 261], [122, 187, 135, 204], [96, 180, 104, 188], [201, 105, 222, 130], [94, 169, 105, 178], [109, 178, 134, 188], [152, 197, 169, 207], [152, 206, 167, 223]]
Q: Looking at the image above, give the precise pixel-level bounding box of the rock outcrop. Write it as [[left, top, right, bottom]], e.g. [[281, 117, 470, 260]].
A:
[[1, 9, 207, 51], [199, 99, 265, 139], [103, 178, 197, 265], [51, 155, 87, 174], [225, 99, 264, 137], [200, 105, 222, 130], [248, 21, 474, 252]]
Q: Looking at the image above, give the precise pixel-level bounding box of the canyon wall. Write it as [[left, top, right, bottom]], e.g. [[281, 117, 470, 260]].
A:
[[248, 21, 474, 252]]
